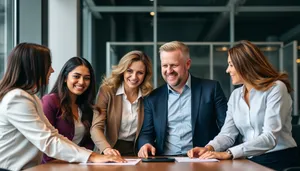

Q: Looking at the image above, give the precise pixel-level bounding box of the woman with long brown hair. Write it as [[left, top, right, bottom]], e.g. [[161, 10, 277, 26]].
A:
[[188, 40, 299, 170], [42, 57, 97, 163], [0, 43, 125, 170]]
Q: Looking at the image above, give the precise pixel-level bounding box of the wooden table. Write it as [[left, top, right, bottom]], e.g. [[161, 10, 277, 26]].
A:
[[25, 158, 274, 171]]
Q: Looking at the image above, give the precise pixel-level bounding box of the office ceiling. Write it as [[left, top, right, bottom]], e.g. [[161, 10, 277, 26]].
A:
[[90, 0, 300, 42]]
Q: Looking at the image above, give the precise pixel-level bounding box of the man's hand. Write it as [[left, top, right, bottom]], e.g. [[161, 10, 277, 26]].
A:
[[103, 147, 121, 156], [138, 143, 156, 158]]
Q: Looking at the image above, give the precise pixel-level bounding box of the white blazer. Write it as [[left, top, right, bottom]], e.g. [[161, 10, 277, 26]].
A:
[[0, 89, 92, 170]]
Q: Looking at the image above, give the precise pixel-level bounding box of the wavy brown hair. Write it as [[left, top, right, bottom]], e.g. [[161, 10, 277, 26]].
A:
[[102, 50, 153, 96], [0, 43, 51, 100], [228, 40, 292, 93]]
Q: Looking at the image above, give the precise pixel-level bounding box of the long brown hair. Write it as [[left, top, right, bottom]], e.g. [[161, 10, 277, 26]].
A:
[[0, 43, 51, 100], [102, 50, 153, 96], [50, 57, 96, 135], [228, 40, 292, 93]]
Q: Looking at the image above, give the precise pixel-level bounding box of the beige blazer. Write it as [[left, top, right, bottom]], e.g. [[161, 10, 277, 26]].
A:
[[90, 84, 144, 154]]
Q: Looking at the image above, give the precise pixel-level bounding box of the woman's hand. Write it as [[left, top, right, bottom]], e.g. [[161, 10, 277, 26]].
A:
[[187, 145, 214, 158], [103, 147, 121, 156], [199, 151, 232, 160], [88, 152, 126, 163]]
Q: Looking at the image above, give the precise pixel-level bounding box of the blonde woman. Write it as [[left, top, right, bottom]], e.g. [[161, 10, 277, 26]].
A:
[[91, 50, 153, 156]]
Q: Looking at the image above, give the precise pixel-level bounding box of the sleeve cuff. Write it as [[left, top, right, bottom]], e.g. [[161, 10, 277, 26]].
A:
[[229, 145, 244, 159], [207, 141, 221, 152], [77, 148, 93, 163]]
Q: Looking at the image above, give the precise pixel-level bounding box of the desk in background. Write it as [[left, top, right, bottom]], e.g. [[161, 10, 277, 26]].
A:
[[25, 159, 274, 171]]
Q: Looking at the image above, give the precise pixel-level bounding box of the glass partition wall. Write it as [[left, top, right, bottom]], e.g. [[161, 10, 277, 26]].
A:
[[83, 0, 300, 122], [0, 0, 15, 79], [106, 42, 285, 96]]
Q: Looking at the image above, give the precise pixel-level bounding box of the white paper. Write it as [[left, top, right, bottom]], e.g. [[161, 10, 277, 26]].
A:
[[79, 159, 141, 165], [175, 157, 219, 162]]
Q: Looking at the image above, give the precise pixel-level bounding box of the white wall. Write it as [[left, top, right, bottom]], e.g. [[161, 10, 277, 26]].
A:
[[48, 0, 80, 91]]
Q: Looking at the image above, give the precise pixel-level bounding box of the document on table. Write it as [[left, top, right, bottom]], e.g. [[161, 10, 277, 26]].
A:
[[175, 157, 219, 162], [79, 159, 141, 165]]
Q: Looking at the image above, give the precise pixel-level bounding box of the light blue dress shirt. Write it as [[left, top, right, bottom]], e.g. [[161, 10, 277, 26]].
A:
[[163, 74, 193, 155], [207, 80, 297, 159]]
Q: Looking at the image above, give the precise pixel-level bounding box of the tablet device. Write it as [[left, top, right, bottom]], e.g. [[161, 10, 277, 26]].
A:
[[142, 157, 175, 162]]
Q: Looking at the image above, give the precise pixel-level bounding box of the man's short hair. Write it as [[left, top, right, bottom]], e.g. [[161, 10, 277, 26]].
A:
[[159, 41, 190, 59]]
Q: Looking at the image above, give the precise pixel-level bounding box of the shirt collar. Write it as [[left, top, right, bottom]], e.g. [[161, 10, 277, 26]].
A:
[[116, 82, 143, 99], [239, 84, 256, 96], [167, 73, 191, 93], [239, 84, 245, 96]]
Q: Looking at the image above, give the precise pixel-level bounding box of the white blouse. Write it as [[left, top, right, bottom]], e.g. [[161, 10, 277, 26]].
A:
[[116, 83, 142, 141], [207, 80, 297, 159], [72, 108, 85, 145]]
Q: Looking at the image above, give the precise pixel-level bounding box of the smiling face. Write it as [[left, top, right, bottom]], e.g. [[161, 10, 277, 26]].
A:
[[160, 49, 191, 92], [65, 65, 91, 98], [226, 55, 243, 85], [123, 60, 146, 91]]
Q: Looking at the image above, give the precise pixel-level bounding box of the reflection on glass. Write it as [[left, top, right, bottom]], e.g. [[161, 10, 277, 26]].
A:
[[0, 0, 14, 79], [0, 0, 5, 78]]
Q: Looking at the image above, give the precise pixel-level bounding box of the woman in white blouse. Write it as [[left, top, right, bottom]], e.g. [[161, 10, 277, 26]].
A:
[[187, 40, 300, 170], [91, 51, 153, 156], [0, 43, 125, 170]]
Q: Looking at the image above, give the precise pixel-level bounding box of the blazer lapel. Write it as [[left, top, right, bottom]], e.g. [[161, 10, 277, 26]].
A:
[[135, 98, 144, 140], [191, 76, 202, 135], [115, 95, 123, 136], [159, 85, 168, 143]]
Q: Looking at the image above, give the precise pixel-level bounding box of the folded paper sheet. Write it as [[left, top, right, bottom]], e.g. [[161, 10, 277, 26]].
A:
[[175, 157, 219, 162], [79, 159, 141, 165]]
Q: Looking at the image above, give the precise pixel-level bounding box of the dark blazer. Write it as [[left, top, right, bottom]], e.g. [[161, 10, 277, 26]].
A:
[[41, 93, 94, 163], [137, 76, 228, 155]]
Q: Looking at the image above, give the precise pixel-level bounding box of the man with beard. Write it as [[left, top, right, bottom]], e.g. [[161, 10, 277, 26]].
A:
[[137, 41, 228, 157]]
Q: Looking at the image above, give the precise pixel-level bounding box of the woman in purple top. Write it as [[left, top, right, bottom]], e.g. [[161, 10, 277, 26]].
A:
[[42, 57, 97, 163]]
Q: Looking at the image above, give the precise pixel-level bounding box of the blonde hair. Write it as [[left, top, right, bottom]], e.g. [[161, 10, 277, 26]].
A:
[[159, 41, 190, 59], [102, 50, 153, 96]]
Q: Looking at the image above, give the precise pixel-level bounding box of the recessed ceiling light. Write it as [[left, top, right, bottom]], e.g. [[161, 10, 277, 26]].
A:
[[215, 46, 228, 52], [260, 46, 278, 52]]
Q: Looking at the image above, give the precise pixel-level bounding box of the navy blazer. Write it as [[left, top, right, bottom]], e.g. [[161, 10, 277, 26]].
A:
[[137, 76, 228, 155]]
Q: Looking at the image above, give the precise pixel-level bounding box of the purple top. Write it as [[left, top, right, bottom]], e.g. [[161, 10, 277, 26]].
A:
[[41, 93, 94, 163]]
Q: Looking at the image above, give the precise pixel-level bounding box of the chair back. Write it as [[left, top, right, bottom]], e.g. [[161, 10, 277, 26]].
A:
[[292, 124, 300, 156], [283, 167, 300, 171], [0, 168, 10, 171]]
